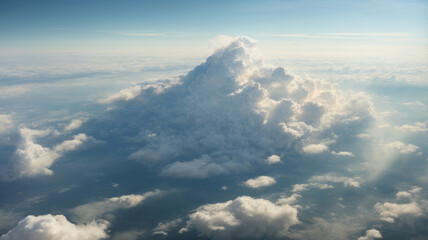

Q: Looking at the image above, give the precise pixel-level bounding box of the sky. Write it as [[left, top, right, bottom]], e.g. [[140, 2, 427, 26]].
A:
[[1, 0, 427, 58], [0, 1, 428, 240]]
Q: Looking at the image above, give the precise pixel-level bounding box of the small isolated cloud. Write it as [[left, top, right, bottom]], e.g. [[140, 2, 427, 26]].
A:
[[180, 196, 299, 239], [0, 215, 108, 240], [357, 229, 382, 240], [384, 141, 421, 154], [153, 218, 183, 236], [394, 122, 428, 133], [1, 128, 87, 181], [331, 151, 354, 157], [64, 119, 85, 131], [98, 85, 142, 104], [302, 143, 329, 154], [0, 114, 13, 134], [71, 189, 163, 223], [374, 202, 422, 223], [243, 176, 276, 188], [161, 155, 227, 179], [266, 155, 281, 164]]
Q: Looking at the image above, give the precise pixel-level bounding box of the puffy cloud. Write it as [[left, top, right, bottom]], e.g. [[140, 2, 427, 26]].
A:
[[180, 196, 299, 239], [64, 119, 84, 131], [357, 229, 382, 240], [266, 154, 281, 164], [330, 151, 354, 157], [374, 202, 422, 223], [394, 122, 428, 133], [396, 191, 412, 199], [292, 183, 334, 192], [276, 193, 301, 205], [309, 174, 360, 188], [384, 141, 421, 154], [0, 114, 13, 133], [153, 218, 183, 236], [1, 128, 87, 181], [71, 190, 163, 223], [302, 144, 329, 154], [97, 85, 143, 104], [243, 176, 276, 188], [94, 36, 373, 178], [0, 214, 108, 240]]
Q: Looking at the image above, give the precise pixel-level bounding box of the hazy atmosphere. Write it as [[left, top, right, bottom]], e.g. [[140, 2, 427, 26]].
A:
[[0, 1, 427, 239]]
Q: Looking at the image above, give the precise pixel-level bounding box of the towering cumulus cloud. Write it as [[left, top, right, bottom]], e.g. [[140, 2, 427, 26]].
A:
[[94, 36, 373, 178]]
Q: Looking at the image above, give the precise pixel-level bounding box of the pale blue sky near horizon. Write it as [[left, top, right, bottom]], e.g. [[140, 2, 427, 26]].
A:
[[1, 0, 427, 58]]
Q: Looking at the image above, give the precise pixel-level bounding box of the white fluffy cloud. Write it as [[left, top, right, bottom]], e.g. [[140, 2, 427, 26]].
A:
[[96, 36, 373, 178], [1, 128, 87, 181], [64, 119, 85, 131], [98, 85, 142, 104], [384, 141, 421, 154], [374, 202, 422, 223], [180, 196, 299, 239], [302, 143, 329, 154], [292, 183, 334, 192], [0, 214, 108, 240], [243, 176, 276, 188], [276, 193, 301, 205], [357, 229, 382, 240], [70, 190, 163, 223], [394, 122, 428, 133], [266, 154, 281, 164]]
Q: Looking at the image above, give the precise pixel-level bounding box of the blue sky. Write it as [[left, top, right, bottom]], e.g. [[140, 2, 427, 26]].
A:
[[1, 0, 427, 55]]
